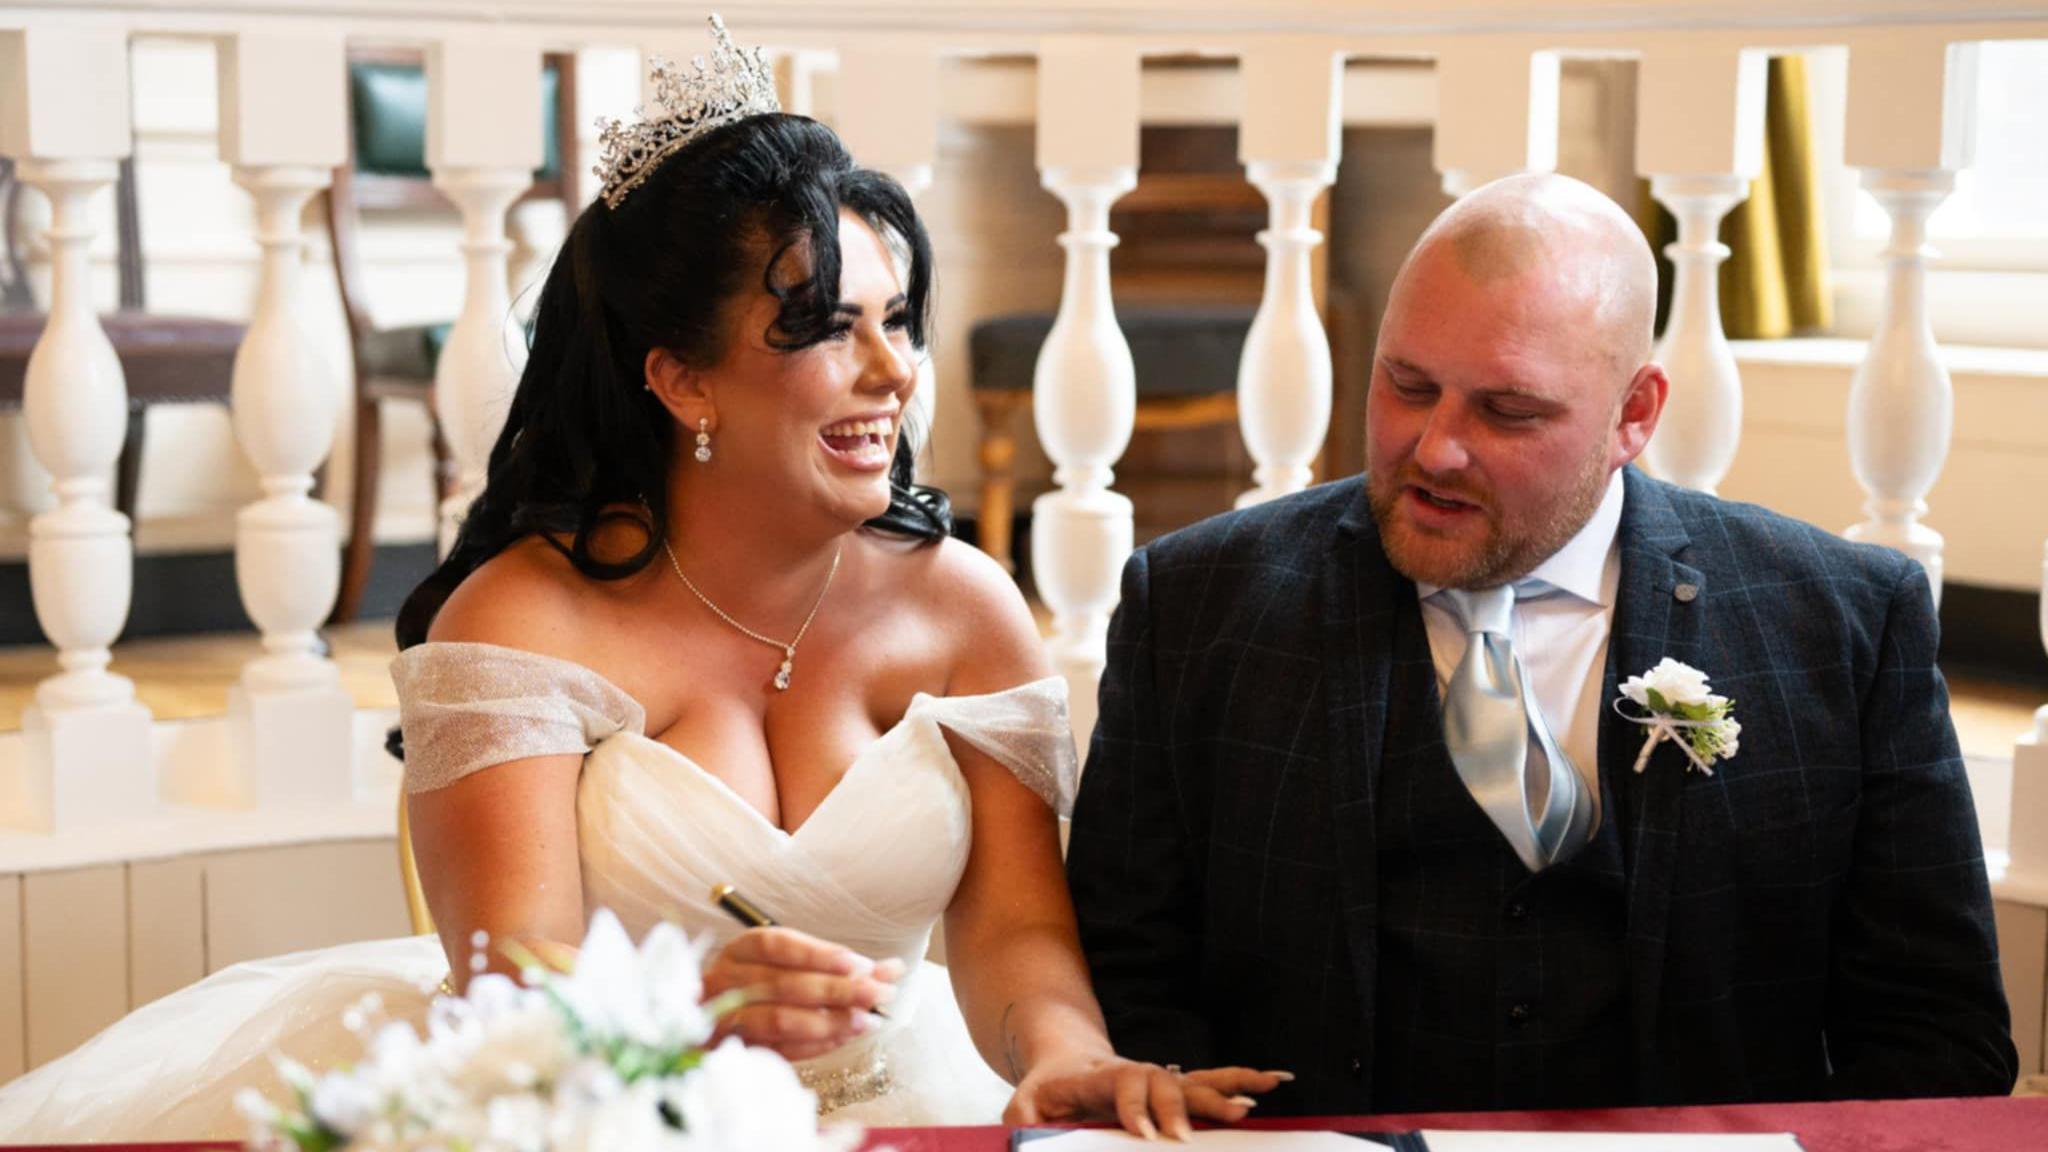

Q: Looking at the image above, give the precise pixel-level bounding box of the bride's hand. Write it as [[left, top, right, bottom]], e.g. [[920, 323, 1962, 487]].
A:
[[702, 927, 903, 1063], [1004, 1054, 1289, 1139]]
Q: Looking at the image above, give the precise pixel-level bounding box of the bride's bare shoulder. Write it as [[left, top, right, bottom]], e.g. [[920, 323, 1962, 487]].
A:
[[876, 533, 1050, 692], [427, 537, 609, 657], [430, 507, 660, 651]]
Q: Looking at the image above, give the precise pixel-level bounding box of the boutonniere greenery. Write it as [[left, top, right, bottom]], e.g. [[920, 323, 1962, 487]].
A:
[[1614, 658, 1741, 776]]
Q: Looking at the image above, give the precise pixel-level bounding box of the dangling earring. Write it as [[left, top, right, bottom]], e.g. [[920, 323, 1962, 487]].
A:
[[694, 418, 713, 463]]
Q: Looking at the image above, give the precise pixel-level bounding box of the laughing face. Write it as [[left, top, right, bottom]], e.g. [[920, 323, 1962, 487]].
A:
[[1363, 178, 1665, 590], [683, 208, 920, 530]]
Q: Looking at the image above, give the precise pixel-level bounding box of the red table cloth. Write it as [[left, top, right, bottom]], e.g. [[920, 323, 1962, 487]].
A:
[[8, 1096, 2042, 1152], [862, 1096, 2048, 1152]]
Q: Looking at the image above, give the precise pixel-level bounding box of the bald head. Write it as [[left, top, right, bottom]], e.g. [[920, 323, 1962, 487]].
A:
[[1398, 172, 1659, 376]]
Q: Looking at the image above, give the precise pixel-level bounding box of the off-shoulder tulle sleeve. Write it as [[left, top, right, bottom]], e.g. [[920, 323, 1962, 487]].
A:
[[390, 642, 647, 794], [912, 676, 1078, 816]]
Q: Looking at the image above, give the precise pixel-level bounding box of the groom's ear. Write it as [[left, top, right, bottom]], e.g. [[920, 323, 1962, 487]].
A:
[[644, 346, 715, 433], [1610, 361, 1669, 470]]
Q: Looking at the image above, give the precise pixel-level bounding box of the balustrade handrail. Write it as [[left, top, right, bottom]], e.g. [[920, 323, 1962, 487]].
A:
[[4, 1, 2048, 45]]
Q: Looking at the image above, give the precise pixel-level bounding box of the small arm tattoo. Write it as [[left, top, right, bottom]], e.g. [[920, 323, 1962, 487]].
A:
[[1000, 1001, 1024, 1080]]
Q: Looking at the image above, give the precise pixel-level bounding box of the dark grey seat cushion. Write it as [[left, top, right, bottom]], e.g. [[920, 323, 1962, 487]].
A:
[[969, 307, 1254, 396], [356, 322, 452, 382]]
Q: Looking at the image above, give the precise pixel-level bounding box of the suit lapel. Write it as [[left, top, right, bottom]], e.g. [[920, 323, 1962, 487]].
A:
[[1602, 468, 1702, 1097], [1323, 482, 1402, 1089]]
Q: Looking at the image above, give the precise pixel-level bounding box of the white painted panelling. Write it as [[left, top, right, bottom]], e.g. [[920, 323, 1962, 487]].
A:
[[127, 857, 206, 1010], [202, 840, 410, 971], [22, 866, 128, 1070], [0, 723, 399, 875], [0, 876, 22, 1082]]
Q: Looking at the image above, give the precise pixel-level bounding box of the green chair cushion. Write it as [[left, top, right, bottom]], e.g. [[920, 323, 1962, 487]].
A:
[[349, 61, 561, 181]]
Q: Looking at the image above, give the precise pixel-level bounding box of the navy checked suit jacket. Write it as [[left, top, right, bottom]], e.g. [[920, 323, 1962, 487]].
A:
[[1066, 467, 2017, 1113]]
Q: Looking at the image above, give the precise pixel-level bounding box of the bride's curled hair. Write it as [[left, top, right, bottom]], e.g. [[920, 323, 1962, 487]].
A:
[[397, 113, 947, 649]]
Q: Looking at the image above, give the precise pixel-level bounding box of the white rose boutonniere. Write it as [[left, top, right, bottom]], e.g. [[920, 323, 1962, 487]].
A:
[[1615, 657, 1741, 776]]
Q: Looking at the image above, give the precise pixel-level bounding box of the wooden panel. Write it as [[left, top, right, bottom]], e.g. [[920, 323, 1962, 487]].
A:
[[1995, 900, 2048, 1077], [22, 865, 128, 1069], [128, 857, 205, 1009], [0, 875, 22, 1082], [203, 839, 410, 972]]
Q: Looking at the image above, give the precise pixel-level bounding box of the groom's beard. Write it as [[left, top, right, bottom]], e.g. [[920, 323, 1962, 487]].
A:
[[1366, 437, 1610, 591]]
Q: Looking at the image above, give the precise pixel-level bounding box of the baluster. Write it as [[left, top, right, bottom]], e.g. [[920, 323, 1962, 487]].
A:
[[1636, 46, 1767, 494], [426, 35, 543, 554], [171, 32, 352, 809], [1033, 41, 1140, 750], [1842, 37, 1978, 605], [0, 28, 154, 832], [1235, 42, 1342, 508], [1433, 40, 1560, 198]]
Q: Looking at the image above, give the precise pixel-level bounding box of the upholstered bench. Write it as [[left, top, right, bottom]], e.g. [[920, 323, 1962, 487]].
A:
[[967, 306, 1253, 572]]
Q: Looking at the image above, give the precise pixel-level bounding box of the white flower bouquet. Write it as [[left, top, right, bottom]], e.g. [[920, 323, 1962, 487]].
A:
[[239, 909, 862, 1152]]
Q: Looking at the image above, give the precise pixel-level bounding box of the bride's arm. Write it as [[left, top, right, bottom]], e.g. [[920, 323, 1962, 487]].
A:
[[408, 752, 587, 988], [405, 547, 593, 988], [935, 543, 1280, 1137]]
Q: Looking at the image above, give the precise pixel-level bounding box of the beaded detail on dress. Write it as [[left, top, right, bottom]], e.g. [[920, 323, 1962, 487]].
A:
[[800, 1051, 894, 1114]]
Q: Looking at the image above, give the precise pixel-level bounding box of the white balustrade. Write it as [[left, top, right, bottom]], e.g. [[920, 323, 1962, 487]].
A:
[[1636, 47, 1767, 494], [1841, 37, 1979, 606], [0, 4, 2036, 845], [1234, 43, 1341, 508], [179, 32, 353, 809], [0, 28, 155, 833], [426, 35, 542, 555], [1432, 41, 1560, 197], [1032, 41, 1140, 750]]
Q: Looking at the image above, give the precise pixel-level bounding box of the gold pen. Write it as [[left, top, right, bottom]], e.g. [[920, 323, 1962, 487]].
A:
[[709, 884, 890, 1020], [711, 883, 776, 929]]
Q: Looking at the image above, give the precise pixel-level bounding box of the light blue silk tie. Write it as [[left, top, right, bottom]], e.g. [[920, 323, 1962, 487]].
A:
[[1437, 582, 1597, 872]]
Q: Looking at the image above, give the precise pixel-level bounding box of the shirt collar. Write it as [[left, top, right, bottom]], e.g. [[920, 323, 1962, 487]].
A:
[[1415, 467, 1626, 608]]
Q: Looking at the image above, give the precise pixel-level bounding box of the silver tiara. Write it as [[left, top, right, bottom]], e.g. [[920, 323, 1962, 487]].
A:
[[594, 14, 781, 210]]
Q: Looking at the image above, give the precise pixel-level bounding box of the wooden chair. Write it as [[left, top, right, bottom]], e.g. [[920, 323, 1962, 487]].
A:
[[328, 50, 579, 622], [397, 793, 435, 936], [0, 157, 246, 520], [968, 307, 1252, 573]]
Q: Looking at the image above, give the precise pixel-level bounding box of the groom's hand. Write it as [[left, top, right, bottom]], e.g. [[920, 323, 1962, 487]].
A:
[[703, 926, 903, 1062], [1005, 1055, 1289, 1139]]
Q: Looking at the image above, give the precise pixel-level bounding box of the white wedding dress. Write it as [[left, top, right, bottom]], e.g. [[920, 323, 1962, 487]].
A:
[[0, 642, 1077, 1140]]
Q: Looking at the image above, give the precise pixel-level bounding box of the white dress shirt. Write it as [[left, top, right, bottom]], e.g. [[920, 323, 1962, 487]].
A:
[[1415, 468, 1626, 792]]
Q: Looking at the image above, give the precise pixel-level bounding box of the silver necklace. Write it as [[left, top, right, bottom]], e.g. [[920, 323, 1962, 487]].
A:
[[662, 539, 842, 691]]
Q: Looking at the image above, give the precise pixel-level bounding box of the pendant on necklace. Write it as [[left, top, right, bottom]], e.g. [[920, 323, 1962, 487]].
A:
[[774, 647, 795, 692]]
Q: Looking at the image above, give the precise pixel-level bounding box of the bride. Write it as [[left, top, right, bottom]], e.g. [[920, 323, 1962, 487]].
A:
[[0, 23, 1281, 1141]]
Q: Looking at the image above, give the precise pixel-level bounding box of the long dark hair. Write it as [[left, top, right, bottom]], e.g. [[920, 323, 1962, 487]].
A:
[[396, 113, 948, 649]]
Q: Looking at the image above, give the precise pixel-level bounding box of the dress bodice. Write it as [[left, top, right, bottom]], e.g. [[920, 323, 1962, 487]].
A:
[[391, 641, 1077, 975]]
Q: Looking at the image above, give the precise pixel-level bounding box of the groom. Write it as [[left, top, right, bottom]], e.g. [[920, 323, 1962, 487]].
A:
[[1066, 173, 2017, 1114]]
